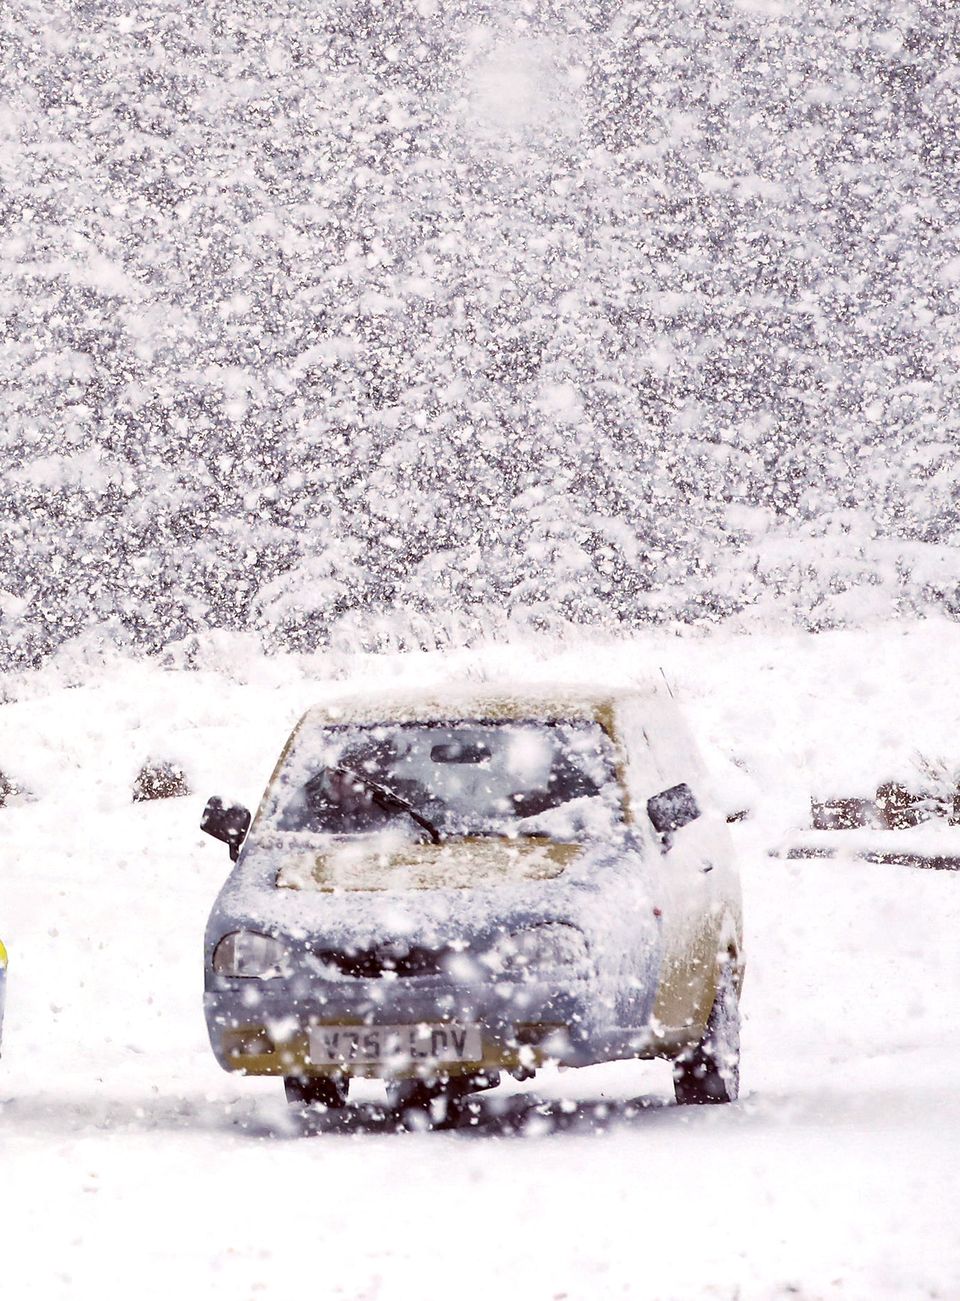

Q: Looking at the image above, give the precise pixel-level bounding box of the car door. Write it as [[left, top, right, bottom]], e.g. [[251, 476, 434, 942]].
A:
[[616, 690, 737, 1047]]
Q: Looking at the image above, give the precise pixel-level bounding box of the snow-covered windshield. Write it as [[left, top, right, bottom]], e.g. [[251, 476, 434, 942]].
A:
[[266, 719, 623, 843]]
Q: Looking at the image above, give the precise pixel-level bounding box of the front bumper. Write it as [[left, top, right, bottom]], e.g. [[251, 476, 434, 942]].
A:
[[203, 975, 635, 1079]]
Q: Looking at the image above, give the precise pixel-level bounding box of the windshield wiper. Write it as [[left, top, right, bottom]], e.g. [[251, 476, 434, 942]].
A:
[[333, 766, 442, 844]]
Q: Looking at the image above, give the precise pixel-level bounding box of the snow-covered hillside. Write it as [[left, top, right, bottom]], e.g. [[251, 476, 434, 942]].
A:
[[1, 626, 958, 1298]]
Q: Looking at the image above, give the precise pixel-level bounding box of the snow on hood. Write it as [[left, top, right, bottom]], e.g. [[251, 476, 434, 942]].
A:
[[210, 832, 643, 960], [272, 832, 581, 892]]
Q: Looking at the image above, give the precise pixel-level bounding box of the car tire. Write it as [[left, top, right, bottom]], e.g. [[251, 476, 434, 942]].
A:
[[283, 1073, 348, 1108], [672, 963, 740, 1106]]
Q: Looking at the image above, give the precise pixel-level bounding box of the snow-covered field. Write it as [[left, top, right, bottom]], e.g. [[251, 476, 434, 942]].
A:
[[1, 624, 959, 1299]]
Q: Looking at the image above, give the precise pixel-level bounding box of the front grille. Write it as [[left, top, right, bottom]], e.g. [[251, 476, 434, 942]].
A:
[[313, 944, 452, 979]]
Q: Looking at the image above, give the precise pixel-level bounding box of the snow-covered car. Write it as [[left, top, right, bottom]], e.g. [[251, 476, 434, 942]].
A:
[[201, 686, 743, 1120]]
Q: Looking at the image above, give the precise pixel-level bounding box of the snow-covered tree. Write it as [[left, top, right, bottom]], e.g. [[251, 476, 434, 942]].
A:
[[1, 0, 957, 666]]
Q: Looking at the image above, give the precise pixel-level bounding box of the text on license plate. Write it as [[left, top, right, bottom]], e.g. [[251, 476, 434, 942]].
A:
[[309, 1023, 483, 1066]]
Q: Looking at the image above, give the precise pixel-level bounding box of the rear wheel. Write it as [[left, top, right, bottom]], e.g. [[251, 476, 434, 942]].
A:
[[284, 1073, 348, 1109], [672, 964, 740, 1106]]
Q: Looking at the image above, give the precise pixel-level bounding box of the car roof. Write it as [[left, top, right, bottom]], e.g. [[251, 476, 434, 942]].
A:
[[297, 682, 666, 731]]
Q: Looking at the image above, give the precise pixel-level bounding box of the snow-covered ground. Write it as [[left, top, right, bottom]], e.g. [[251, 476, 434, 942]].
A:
[[1, 624, 959, 1299]]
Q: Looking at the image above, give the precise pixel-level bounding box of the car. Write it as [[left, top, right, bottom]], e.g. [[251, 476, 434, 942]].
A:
[[200, 684, 744, 1122]]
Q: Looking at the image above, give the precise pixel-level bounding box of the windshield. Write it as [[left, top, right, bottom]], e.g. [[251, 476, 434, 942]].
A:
[[266, 718, 624, 843]]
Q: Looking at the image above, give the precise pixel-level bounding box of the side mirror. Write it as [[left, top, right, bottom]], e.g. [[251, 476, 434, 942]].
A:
[[201, 797, 251, 861], [647, 782, 701, 850]]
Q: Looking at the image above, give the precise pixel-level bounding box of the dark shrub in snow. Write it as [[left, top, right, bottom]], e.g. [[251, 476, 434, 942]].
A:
[[133, 761, 190, 803]]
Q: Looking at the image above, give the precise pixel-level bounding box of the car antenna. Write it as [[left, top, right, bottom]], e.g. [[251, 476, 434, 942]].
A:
[[658, 667, 676, 698]]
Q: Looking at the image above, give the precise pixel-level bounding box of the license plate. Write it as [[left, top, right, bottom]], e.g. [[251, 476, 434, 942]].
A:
[[309, 1023, 483, 1066]]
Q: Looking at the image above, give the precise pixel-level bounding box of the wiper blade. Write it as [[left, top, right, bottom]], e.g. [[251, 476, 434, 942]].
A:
[[333, 766, 442, 844]]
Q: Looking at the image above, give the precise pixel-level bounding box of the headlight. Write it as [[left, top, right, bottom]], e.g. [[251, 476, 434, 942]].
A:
[[484, 924, 590, 976], [213, 931, 290, 978]]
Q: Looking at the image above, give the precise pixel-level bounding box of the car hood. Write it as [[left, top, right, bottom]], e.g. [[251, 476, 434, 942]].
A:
[[272, 834, 582, 892], [206, 830, 652, 960]]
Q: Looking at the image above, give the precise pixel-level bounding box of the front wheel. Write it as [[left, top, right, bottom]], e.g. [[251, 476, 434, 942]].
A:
[[284, 1073, 348, 1109], [672, 964, 740, 1105]]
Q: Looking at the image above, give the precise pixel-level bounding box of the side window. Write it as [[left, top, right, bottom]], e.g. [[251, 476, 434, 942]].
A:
[[647, 782, 702, 844]]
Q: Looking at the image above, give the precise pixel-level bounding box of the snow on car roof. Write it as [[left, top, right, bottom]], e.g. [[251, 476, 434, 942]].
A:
[[297, 682, 665, 730]]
